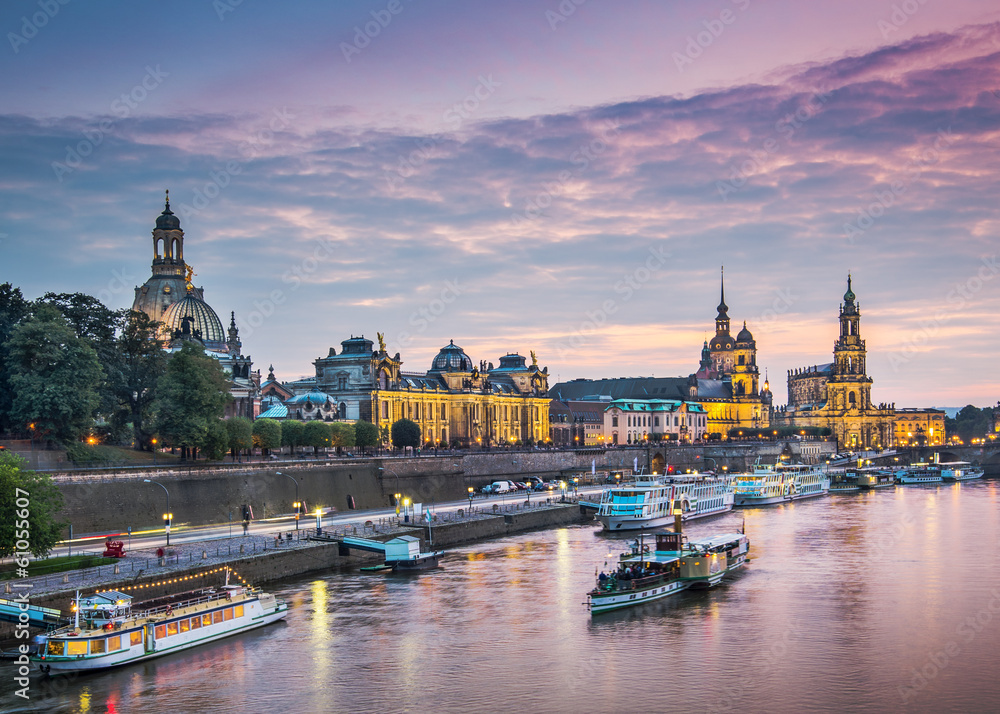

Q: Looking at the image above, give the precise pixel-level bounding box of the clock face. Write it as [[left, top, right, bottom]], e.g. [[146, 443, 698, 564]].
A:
[[163, 286, 172, 293]]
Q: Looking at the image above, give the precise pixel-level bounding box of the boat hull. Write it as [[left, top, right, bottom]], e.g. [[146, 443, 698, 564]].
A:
[[588, 578, 689, 614], [597, 513, 676, 531], [734, 488, 828, 507]]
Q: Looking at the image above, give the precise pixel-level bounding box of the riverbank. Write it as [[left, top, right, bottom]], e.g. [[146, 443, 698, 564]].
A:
[[1, 500, 591, 642]]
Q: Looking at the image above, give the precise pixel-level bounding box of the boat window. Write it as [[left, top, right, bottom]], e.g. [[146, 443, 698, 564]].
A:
[[91, 638, 106, 655], [130, 630, 143, 646], [46, 640, 65, 656], [203, 613, 213, 627], [66, 640, 87, 656], [213, 610, 224, 624], [180, 618, 191, 633], [191, 616, 202, 630], [224, 608, 234, 621], [108, 635, 122, 652], [235, 605, 244, 618], [167, 622, 179, 637], [155, 624, 166, 639]]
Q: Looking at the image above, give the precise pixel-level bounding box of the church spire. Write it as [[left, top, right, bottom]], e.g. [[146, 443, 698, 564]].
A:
[[717, 266, 729, 318]]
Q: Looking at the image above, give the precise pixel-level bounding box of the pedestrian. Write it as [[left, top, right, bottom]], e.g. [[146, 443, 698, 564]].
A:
[[242, 519, 249, 536]]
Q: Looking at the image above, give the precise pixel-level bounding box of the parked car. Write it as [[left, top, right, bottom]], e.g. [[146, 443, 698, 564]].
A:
[[513, 482, 529, 491], [483, 480, 516, 494]]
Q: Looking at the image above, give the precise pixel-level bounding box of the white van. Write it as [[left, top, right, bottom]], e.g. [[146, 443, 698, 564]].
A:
[[484, 480, 516, 494]]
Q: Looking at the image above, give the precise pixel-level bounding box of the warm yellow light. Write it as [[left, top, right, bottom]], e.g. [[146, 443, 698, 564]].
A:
[[467, 487, 474, 494]]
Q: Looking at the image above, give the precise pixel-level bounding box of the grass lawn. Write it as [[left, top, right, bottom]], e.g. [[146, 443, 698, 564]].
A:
[[1, 553, 119, 580]]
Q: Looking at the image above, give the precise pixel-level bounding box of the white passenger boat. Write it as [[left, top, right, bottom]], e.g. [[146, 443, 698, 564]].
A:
[[895, 464, 942, 484], [732, 463, 830, 506], [587, 531, 749, 614], [33, 570, 287, 674], [855, 467, 896, 489], [595, 475, 733, 531], [940, 462, 984, 482]]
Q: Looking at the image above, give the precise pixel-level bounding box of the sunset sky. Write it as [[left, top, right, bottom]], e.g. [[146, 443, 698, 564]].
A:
[[3, 0, 1000, 407]]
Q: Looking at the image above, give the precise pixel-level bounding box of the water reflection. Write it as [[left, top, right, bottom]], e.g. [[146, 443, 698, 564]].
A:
[[7, 483, 1000, 712]]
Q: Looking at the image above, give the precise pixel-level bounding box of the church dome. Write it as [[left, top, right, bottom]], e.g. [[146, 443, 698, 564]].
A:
[[161, 293, 226, 350], [430, 340, 474, 372], [709, 335, 735, 351], [155, 198, 181, 231], [736, 322, 754, 343]]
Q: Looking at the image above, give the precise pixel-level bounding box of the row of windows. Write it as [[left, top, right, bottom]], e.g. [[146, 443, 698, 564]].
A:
[[47, 629, 144, 657], [154, 605, 244, 640]]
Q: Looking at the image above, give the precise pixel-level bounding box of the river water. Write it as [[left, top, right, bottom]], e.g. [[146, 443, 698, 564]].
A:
[[5, 481, 1000, 713]]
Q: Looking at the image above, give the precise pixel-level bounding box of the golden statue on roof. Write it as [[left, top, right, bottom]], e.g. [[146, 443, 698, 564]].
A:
[[185, 265, 196, 291], [377, 332, 387, 353], [530, 350, 538, 366]]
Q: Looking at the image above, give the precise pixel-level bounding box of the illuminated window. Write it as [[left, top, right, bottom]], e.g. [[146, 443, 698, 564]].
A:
[[224, 608, 234, 621], [155, 625, 166, 639], [202, 614, 212, 627], [234, 605, 244, 618], [180, 618, 190, 633], [67, 640, 87, 656], [191, 616, 202, 630], [130, 630, 143, 647], [107, 636, 122, 652], [213, 611, 223, 624], [47, 640, 65, 656], [167, 622, 179, 637], [91, 638, 106, 654]]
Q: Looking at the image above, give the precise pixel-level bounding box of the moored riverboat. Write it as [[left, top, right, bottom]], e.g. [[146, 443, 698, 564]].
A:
[[32, 570, 287, 675], [895, 464, 942, 484], [596, 475, 733, 531], [732, 463, 830, 506], [940, 462, 984, 482]]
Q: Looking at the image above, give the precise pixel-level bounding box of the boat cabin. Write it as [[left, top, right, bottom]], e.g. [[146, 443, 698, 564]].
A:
[[78, 592, 132, 627], [384, 536, 421, 563]]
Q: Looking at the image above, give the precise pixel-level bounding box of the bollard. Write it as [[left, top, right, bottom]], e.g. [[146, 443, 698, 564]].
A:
[[63, 574, 70, 583], [114, 563, 120, 575], [202, 551, 208, 559], [239, 544, 245, 554]]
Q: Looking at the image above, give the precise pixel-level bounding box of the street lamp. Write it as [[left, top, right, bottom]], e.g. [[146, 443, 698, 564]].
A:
[[467, 486, 474, 511], [143, 479, 171, 546], [277, 471, 300, 530], [151, 437, 157, 466], [315, 507, 323, 534]]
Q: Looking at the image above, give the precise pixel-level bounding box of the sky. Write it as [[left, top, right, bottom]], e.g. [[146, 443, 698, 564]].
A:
[[2, 0, 1000, 407]]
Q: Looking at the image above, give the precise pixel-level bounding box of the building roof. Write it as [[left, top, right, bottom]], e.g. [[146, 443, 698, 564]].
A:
[[429, 340, 474, 372], [161, 293, 227, 350], [285, 391, 333, 405], [550, 377, 692, 401], [258, 403, 288, 419]]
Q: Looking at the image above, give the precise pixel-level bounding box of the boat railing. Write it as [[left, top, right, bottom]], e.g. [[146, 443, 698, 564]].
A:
[[134, 589, 245, 621]]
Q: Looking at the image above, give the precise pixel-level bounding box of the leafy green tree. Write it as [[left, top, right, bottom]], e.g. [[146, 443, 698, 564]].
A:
[[0, 283, 30, 434], [281, 420, 304, 457], [152, 341, 232, 460], [355, 420, 379, 454], [203, 419, 230, 461], [379, 424, 390, 448], [950, 405, 992, 444], [0, 451, 65, 558], [253, 418, 282, 455], [108, 311, 167, 449], [226, 417, 253, 461], [6, 304, 103, 443], [329, 422, 356, 453], [391, 418, 421, 449], [303, 420, 331, 455]]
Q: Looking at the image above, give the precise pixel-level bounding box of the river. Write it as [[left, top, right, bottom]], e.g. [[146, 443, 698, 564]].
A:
[[4, 480, 1000, 713]]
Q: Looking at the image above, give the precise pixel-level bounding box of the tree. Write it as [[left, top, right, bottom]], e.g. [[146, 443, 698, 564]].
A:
[[951, 405, 991, 443], [226, 417, 253, 461], [0, 283, 29, 434], [329, 421, 356, 454], [281, 420, 305, 457], [6, 304, 103, 443], [355, 420, 379, 454], [0, 451, 65, 558], [108, 311, 167, 449], [203, 419, 230, 461], [391, 418, 421, 449], [151, 341, 232, 459], [253, 418, 282, 455], [303, 420, 331, 456]]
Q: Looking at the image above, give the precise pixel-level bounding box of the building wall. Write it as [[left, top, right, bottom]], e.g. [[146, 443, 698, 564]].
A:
[[894, 409, 946, 446]]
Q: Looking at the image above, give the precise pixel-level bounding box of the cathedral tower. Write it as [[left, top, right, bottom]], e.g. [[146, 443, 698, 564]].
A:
[[708, 267, 736, 374]]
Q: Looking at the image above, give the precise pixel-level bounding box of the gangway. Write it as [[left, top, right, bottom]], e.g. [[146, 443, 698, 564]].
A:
[[0, 597, 67, 629]]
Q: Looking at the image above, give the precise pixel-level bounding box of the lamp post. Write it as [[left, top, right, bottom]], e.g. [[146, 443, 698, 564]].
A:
[[151, 437, 157, 466], [315, 508, 323, 535], [143, 479, 171, 546], [277, 471, 300, 530], [467, 486, 474, 512]]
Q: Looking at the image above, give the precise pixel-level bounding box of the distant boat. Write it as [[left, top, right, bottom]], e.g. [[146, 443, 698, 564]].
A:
[[732, 463, 830, 506], [940, 462, 984, 482], [595, 474, 733, 531], [895, 464, 942, 484]]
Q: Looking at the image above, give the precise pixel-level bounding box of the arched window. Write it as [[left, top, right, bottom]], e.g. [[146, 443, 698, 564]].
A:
[[848, 392, 857, 406]]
